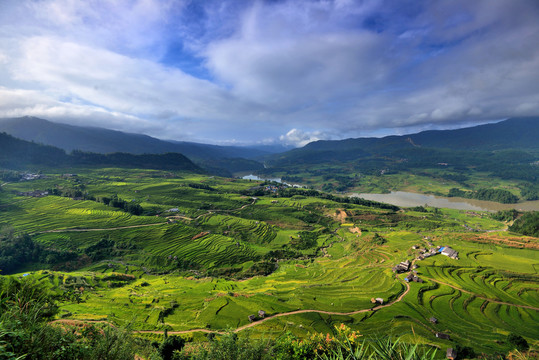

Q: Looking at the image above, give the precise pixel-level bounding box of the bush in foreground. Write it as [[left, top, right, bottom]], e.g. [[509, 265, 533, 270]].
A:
[[0, 275, 143, 360]]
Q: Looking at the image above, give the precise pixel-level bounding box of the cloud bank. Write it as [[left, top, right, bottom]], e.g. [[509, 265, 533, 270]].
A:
[[0, 0, 538, 146]]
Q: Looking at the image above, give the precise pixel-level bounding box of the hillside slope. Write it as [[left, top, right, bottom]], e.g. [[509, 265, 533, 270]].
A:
[[268, 117, 539, 166], [0, 117, 270, 160], [0, 132, 202, 172]]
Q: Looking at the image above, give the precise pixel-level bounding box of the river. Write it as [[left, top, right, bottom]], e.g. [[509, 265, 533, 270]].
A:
[[351, 191, 539, 212], [241, 174, 539, 211]]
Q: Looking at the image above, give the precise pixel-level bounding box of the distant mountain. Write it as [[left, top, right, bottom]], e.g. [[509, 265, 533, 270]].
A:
[[0, 132, 68, 168], [0, 132, 202, 172], [407, 117, 539, 150], [0, 117, 272, 160], [267, 117, 539, 166]]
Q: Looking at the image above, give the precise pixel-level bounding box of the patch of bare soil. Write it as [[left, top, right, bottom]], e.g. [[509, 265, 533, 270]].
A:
[[192, 231, 209, 240], [462, 233, 539, 250], [349, 226, 361, 234], [334, 209, 348, 223]]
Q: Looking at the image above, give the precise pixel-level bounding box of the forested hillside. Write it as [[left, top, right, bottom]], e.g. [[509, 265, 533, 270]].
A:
[[0, 132, 202, 172]]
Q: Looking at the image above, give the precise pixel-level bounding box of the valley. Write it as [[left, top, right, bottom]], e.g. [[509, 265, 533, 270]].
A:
[[1, 167, 537, 357]]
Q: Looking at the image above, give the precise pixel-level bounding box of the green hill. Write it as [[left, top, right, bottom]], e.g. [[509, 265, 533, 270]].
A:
[[269, 117, 539, 167], [0, 116, 271, 160], [0, 132, 202, 172], [260, 118, 539, 194]]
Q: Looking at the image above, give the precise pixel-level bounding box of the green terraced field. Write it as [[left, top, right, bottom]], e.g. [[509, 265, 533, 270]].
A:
[[1, 167, 537, 355]]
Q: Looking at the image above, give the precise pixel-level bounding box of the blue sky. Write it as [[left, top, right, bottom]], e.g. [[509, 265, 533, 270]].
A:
[[0, 0, 538, 146]]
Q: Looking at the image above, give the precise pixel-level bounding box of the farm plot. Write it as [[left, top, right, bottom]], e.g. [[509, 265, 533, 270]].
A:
[[198, 214, 277, 244], [145, 227, 258, 268], [0, 196, 163, 233]]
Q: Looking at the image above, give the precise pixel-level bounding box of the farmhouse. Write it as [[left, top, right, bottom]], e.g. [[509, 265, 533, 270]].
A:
[[436, 332, 450, 340], [258, 310, 266, 318], [429, 317, 438, 324], [21, 173, 45, 181], [446, 348, 457, 360], [439, 247, 459, 259], [18, 190, 48, 197], [404, 274, 424, 283], [392, 260, 410, 273], [248, 314, 256, 322], [370, 297, 384, 305]]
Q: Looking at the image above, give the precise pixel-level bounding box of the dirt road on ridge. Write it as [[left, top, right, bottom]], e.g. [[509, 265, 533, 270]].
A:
[[52, 274, 539, 336], [134, 278, 411, 335]]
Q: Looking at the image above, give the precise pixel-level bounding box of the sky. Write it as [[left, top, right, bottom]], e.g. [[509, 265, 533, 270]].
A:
[[0, 0, 538, 147]]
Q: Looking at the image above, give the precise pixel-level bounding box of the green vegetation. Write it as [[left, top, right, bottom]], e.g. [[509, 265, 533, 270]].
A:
[[256, 119, 539, 200], [491, 209, 520, 222], [0, 275, 146, 359], [510, 211, 539, 237], [448, 188, 519, 203], [0, 166, 538, 358], [0, 132, 201, 172]]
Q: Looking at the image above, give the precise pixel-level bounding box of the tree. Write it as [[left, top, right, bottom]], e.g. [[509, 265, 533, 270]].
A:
[[158, 336, 185, 360]]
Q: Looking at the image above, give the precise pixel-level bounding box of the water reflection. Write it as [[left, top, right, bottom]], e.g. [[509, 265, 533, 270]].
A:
[[351, 191, 539, 211]]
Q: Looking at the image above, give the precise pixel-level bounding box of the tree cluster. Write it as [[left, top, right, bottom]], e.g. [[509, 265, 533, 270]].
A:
[[509, 211, 539, 237], [448, 188, 519, 204], [0, 229, 76, 274]]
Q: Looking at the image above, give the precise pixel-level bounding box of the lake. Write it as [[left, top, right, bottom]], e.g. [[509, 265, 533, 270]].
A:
[[351, 191, 539, 212]]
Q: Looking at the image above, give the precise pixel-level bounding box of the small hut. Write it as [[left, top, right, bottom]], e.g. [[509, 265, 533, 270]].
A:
[[248, 314, 256, 322], [258, 310, 266, 318]]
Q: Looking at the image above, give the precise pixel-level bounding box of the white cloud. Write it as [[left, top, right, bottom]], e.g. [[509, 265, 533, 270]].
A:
[[0, 0, 537, 144], [279, 128, 331, 147]]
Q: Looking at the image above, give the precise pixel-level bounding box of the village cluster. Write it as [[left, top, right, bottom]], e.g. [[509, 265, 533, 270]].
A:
[[394, 244, 459, 274]]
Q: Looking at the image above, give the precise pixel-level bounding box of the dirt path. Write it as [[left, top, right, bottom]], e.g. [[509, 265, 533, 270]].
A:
[[53, 273, 537, 337], [35, 222, 167, 234], [425, 278, 539, 311], [52, 279, 410, 336], [134, 278, 411, 335]]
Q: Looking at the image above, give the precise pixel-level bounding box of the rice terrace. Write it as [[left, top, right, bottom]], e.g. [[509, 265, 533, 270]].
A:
[[1, 1, 539, 358], [1, 165, 538, 358]]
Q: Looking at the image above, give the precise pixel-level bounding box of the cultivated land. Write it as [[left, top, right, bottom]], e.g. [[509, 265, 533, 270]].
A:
[[0, 168, 538, 355]]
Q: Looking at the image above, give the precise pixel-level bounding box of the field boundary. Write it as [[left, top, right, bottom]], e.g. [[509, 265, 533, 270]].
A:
[[33, 222, 168, 234], [53, 279, 411, 335], [425, 277, 539, 311]]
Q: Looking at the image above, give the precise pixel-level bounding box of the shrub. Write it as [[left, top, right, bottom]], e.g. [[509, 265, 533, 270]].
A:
[[507, 333, 529, 352]]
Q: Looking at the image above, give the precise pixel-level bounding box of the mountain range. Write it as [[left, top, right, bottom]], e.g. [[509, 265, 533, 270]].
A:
[[1, 116, 538, 175], [0, 116, 288, 160], [265, 117, 539, 166]]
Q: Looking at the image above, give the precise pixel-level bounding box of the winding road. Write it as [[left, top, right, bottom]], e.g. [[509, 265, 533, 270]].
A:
[[53, 279, 411, 335], [53, 275, 538, 336]]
